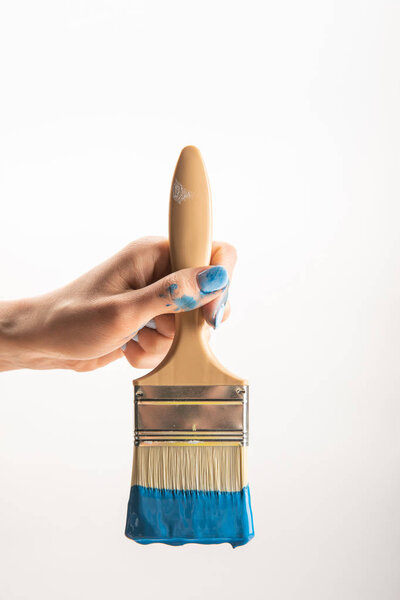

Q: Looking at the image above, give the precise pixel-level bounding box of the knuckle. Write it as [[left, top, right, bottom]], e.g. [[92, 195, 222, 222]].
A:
[[119, 236, 167, 263], [138, 235, 166, 244], [129, 236, 167, 250], [161, 274, 181, 301], [161, 273, 198, 312]]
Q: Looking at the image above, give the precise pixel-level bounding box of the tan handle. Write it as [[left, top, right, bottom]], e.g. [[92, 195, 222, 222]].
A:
[[169, 145, 212, 271], [135, 145, 245, 384]]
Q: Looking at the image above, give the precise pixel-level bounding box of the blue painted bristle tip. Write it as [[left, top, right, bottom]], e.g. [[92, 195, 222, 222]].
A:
[[125, 485, 254, 547]]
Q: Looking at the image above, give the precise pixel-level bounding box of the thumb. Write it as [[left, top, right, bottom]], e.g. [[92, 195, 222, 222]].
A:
[[124, 265, 229, 323]]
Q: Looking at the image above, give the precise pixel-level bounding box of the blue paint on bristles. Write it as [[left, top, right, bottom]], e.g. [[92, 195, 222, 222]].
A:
[[125, 446, 254, 547], [125, 485, 254, 547]]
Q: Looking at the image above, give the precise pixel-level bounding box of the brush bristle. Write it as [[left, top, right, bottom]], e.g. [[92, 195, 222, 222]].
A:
[[132, 446, 248, 492]]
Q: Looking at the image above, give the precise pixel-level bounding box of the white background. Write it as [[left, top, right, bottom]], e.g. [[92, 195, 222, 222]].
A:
[[1, 1, 400, 599]]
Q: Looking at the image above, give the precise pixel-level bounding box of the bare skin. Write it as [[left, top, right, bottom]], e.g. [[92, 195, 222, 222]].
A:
[[0, 237, 236, 372]]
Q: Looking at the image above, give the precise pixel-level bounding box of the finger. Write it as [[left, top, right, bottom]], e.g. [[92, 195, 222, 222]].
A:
[[202, 241, 237, 327], [221, 300, 230, 323], [115, 237, 170, 290], [66, 349, 123, 372], [123, 340, 165, 369], [211, 241, 237, 278], [136, 326, 173, 356], [119, 264, 229, 326], [153, 314, 175, 338], [119, 316, 174, 352], [204, 303, 230, 333]]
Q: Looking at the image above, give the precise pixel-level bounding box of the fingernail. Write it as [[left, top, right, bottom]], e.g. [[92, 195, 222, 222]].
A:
[[213, 287, 229, 329], [214, 304, 225, 329], [132, 334, 139, 342], [121, 343, 127, 351], [145, 319, 157, 330], [197, 265, 228, 294]]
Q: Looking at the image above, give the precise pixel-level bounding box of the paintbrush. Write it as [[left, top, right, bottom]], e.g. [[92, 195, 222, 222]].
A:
[[125, 145, 254, 547]]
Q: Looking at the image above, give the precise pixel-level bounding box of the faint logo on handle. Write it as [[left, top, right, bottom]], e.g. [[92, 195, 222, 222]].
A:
[[172, 178, 191, 204]]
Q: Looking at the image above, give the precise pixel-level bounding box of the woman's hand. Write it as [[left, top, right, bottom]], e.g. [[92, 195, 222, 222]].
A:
[[0, 237, 236, 372]]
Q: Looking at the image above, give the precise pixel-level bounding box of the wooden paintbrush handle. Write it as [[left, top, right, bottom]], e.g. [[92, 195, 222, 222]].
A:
[[169, 146, 212, 272], [136, 145, 245, 384]]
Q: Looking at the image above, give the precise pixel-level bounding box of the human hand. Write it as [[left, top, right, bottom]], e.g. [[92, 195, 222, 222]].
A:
[[0, 237, 236, 372]]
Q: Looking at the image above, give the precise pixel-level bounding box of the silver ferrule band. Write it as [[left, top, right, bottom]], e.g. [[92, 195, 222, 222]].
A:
[[133, 385, 249, 447]]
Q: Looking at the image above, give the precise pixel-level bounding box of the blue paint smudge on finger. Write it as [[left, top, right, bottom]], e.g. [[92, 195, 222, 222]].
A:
[[173, 295, 198, 311], [167, 283, 178, 295]]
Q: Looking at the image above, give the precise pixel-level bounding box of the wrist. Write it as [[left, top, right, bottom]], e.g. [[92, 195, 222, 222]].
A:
[[0, 297, 47, 371]]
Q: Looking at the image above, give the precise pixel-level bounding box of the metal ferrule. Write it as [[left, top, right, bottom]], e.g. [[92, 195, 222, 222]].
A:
[[134, 385, 249, 447]]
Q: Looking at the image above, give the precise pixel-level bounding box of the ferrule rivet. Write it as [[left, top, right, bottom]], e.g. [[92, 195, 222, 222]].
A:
[[135, 389, 144, 399], [236, 387, 245, 397]]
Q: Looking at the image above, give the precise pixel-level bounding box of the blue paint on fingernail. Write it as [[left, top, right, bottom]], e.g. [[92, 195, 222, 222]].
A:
[[197, 266, 229, 294], [121, 343, 127, 351], [132, 334, 139, 342], [213, 286, 229, 328], [146, 319, 157, 330], [214, 304, 225, 329]]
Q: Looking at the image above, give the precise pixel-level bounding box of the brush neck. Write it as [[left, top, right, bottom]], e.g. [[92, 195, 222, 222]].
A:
[[173, 309, 207, 353]]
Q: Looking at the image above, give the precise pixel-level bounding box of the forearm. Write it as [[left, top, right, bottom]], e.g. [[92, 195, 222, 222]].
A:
[[0, 298, 45, 371]]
